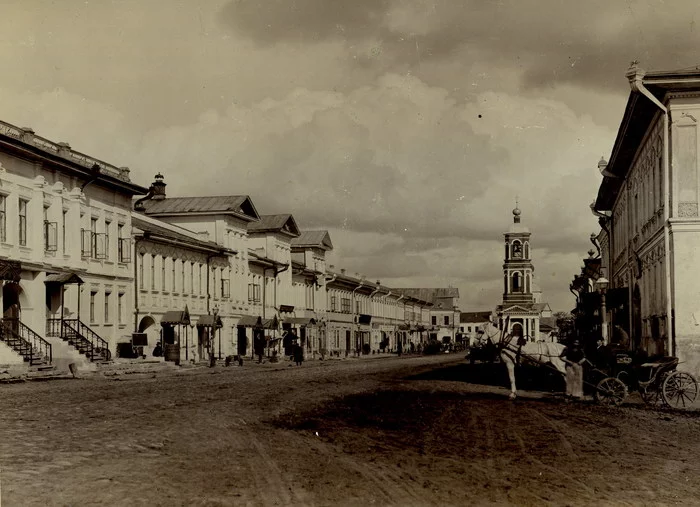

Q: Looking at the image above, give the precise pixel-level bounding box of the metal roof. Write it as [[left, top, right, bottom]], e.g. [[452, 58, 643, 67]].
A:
[[291, 230, 333, 250], [139, 195, 260, 221], [132, 215, 228, 253], [247, 214, 300, 236]]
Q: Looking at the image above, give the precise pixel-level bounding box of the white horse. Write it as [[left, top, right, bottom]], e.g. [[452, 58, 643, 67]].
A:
[[481, 321, 567, 400]]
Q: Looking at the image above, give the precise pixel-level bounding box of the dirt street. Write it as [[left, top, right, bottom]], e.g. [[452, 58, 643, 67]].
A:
[[1, 354, 700, 506]]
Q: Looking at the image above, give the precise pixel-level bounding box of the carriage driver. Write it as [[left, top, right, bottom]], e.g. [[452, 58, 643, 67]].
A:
[[559, 339, 586, 400]]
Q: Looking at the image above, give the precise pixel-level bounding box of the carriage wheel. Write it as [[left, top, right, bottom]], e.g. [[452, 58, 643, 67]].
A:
[[661, 371, 698, 409], [595, 377, 627, 406]]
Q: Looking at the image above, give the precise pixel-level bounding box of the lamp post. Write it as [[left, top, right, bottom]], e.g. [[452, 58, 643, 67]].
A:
[[210, 305, 219, 367], [595, 276, 609, 344]]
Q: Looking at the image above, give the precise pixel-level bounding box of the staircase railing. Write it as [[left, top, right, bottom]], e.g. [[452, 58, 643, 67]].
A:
[[62, 319, 111, 362], [2, 318, 52, 365]]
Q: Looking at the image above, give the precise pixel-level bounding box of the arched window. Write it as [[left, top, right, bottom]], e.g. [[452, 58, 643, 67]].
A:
[[512, 272, 522, 292], [512, 240, 522, 259], [524, 242, 530, 259], [504, 274, 508, 293], [525, 273, 530, 293], [505, 243, 509, 260]]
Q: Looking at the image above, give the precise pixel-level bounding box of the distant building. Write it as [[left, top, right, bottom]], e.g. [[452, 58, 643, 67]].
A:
[[394, 288, 460, 345], [460, 311, 492, 346], [495, 206, 551, 342]]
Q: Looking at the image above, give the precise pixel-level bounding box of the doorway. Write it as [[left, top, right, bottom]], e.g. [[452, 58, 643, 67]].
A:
[[3, 283, 21, 335], [237, 326, 247, 356]]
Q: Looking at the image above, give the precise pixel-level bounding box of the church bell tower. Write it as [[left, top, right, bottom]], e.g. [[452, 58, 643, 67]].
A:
[[502, 205, 534, 306]]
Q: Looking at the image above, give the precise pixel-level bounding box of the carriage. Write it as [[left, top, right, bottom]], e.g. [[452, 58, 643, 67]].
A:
[[591, 351, 699, 409]]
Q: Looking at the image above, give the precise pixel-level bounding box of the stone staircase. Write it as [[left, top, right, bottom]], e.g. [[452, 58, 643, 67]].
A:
[[46, 318, 111, 363], [0, 319, 53, 368]]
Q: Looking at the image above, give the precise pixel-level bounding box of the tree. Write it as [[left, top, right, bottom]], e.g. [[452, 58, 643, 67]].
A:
[[553, 311, 575, 342]]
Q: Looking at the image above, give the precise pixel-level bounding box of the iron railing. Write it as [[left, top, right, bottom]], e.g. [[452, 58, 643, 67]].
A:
[[2, 318, 52, 365], [62, 319, 111, 362]]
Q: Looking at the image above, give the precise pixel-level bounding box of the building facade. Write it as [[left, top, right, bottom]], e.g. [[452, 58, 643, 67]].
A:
[[0, 120, 146, 371], [593, 64, 700, 372]]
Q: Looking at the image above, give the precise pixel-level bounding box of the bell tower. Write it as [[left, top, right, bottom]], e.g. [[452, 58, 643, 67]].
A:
[[502, 204, 534, 306]]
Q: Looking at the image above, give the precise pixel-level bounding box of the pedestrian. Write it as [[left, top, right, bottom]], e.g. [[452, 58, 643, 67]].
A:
[[254, 329, 265, 364], [293, 340, 304, 366], [397, 341, 403, 357], [560, 338, 586, 400], [152, 342, 163, 357]]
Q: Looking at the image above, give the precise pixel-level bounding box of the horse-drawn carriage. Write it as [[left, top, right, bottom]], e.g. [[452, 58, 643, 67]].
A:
[[478, 321, 699, 409], [590, 350, 699, 409]]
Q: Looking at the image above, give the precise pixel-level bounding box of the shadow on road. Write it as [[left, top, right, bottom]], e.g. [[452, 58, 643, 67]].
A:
[[406, 361, 566, 394]]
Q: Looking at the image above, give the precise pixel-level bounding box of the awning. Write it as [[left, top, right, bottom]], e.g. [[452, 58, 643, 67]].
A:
[[197, 314, 223, 328], [0, 260, 21, 282], [284, 317, 317, 327], [161, 308, 190, 325], [237, 316, 262, 327], [44, 272, 84, 285], [279, 305, 295, 313], [398, 324, 411, 331]]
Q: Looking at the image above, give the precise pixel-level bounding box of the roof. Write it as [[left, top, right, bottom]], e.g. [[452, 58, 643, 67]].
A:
[[460, 311, 493, 323], [394, 288, 460, 304], [539, 316, 558, 331], [132, 214, 230, 254], [139, 195, 260, 222], [247, 214, 300, 237], [0, 120, 147, 195], [291, 230, 333, 250], [595, 66, 700, 211]]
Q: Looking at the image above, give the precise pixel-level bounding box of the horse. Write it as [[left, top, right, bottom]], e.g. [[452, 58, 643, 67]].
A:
[[481, 321, 567, 400]]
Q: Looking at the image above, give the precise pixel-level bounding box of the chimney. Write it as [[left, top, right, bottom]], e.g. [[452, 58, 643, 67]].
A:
[[20, 127, 35, 143], [151, 173, 166, 200], [376, 280, 381, 286], [329, 265, 335, 270], [340, 268, 346, 275], [57, 142, 71, 158]]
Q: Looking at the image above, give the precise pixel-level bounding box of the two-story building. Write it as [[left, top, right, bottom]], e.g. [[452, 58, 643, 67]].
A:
[[0, 120, 147, 371], [592, 63, 700, 372]]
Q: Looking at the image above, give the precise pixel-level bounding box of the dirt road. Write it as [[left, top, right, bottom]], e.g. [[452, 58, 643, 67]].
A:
[[1, 354, 700, 506]]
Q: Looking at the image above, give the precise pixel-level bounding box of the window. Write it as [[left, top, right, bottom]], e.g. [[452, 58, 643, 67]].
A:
[[62, 209, 67, 254], [200, 265, 205, 295], [341, 298, 351, 313], [512, 272, 521, 292], [432, 316, 437, 326], [247, 283, 261, 303], [161, 256, 166, 291], [221, 278, 230, 298], [104, 221, 111, 260], [0, 195, 6, 243], [118, 293, 124, 324], [90, 218, 106, 259], [172, 260, 177, 292], [90, 291, 97, 323], [512, 241, 522, 259], [139, 254, 145, 289], [467, 326, 472, 332], [444, 315, 450, 326], [305, 284, 314, 310], [150, 256, 155, 290], [330, 295, 337, 312], [190, 262, 194, 294], [118, 224, 131, 263], [104, 292, 111, 322], [182, 262, 187, 293], [18, 199, 28, 246], [43, 206, 57, 252]]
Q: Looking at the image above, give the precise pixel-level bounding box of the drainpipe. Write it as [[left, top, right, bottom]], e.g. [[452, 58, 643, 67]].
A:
[[627, 64, 673, 355], [369, 284, 382, 350], [351, 281, 365, 353]]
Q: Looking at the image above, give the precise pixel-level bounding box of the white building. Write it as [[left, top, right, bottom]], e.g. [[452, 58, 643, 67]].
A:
[[592, 63, 700, 372], [0, 120, 146, 371]]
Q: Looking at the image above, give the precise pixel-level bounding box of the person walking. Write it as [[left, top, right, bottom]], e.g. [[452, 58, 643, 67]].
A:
[[560, 338, 586, 400], [293, 340, 304, 366]]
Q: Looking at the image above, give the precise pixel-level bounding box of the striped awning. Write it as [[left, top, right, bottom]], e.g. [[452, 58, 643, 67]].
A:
[[161, 309, 190, 325]]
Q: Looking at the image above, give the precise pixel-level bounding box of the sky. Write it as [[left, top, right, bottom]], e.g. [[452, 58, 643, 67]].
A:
[[2, 0, 700, 311]]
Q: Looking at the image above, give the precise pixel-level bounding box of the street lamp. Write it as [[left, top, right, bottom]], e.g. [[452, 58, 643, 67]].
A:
[[210, 305, 219, 367], [595, 276, 609, 344]]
